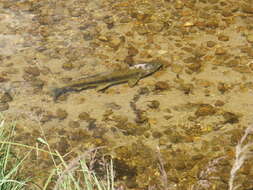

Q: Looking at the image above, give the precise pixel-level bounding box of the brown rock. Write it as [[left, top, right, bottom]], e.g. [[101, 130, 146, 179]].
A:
[[0, 77, 6, 82], [62, 62, 73, 70], [124, 56, 134, 65], [68, 120, 80, 128], [217, 82, 230, 93], [0, 103, 9, 111], [246, 34, 253, 44], [147, 100, 160, 109], [218, 35, 229, 42], [215, 47, 226, 55], [206, 41, 216, 48], [171, 64, 183, 74], [31, 78, 45, 89], [40, 66, 51, 75], [223, 112, 239, 124], [98, 35, 109, 42], [233, 66, 251, 73], [83, 32, 94, 41], [222, 10, 233, 17], [56, 108, 68, 120], [40, 111, 54, 123], [208, 0, 218, 4], [242, 5, 253, 14], [0, 92, 13, 103], [214, 100, 225, 107], [183, 57, 196, 63], [155, 81, 170, 91], [79, 112, 91, 121], [108, 37, 121, 50], [195, 104, 216, 117], [105, 102, 121, 110], [24, 66, 40, 77], [128, 45, 139, 57], [152, 131, 163, 138], [187, 62, 202, 72], [179, 83, 194, 94], [147, 22, 164, 33], [206, 20, 219, 28], [174, 159, 187, 170], [249, 62, 253, 71]]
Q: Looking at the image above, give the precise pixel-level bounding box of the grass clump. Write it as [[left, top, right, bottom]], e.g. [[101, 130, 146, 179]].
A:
[[50, 152, 115, 190], [0, 114, 116, 190], [0, 115, 28, 190]]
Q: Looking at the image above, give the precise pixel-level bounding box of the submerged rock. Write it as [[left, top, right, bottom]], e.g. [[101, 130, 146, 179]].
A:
[[0, 102, 9, 111], [222, 111, 239, 124], [195, 104, 216, 117], [0, 92, 13, 103]]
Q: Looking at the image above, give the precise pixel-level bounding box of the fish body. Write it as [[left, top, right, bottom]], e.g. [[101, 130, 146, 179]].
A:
[[52, 62, 162, 100]]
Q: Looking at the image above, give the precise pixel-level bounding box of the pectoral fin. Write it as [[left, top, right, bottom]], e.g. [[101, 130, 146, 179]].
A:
[[128, 77, 140, 87], [96, 83, 111, 92]]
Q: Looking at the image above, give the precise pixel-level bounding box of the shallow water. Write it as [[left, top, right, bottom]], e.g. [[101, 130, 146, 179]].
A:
[[0, 0, 253, 189]]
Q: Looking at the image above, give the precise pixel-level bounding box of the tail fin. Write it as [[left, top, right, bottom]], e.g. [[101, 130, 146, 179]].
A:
[[51, 87, 66, 101]]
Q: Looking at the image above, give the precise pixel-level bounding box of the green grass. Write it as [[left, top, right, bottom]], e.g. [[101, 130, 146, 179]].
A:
[[0, 114, 115, 190], [0, 116, 28, 190]]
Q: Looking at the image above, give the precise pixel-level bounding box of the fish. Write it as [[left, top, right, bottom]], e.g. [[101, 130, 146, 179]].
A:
[[51, 62, 162, 100]]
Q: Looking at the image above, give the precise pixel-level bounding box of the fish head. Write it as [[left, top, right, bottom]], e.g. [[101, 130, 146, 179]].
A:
[[131, 62, 163, 72]]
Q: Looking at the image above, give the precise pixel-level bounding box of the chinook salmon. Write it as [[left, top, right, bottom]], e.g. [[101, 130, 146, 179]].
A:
[[52, 62, 162, 100]]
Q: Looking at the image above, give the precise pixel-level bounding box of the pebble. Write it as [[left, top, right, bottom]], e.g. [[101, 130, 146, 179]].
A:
[[152, 131, 163, 138], [0, 92, 13, 103], [179, 83, 194, 95], [215, 47, 226, 55], [195, 104, 216, 117], [242, 5, 253, 14], [40, 111, 54, 123], [147, 100, 160, 109], [56, 108, 68, 120], [83, 32, 94, 41], [147, 22, 164, 33], [120, 16, 131, 23], [187, 62, 202, 72], [218, 35, 229, 42], [31, 78, 45, 89], [105, 102, 121, 110], [79, 112, 91, 121], [246, 34, 253, 44], [98, 35, 109, 42], [222, 10, 233, 17], [222, 112, 239, 124], [208, 0, 218, 4], [214, 100, 225, 107], [206, 41, 216, 48], [62, 62, 73, 70], [0, 77, 6, 82], [0, 102, 9, 111], [108, 37, 122, 50], [155, 81, 170, 91], [40, 66, 51, 75], [128, 45, 139, 57], [183, 57, 196, 63], [24, 66, 40, 77], [171, 64, 183, 74], [217, 82, 230, 93], [233, 66, 251, 73], [138, 87, 150, 95], [68, 120, 80, 128], [191, 154, 204, 161], [249, 62, 253, 71]]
